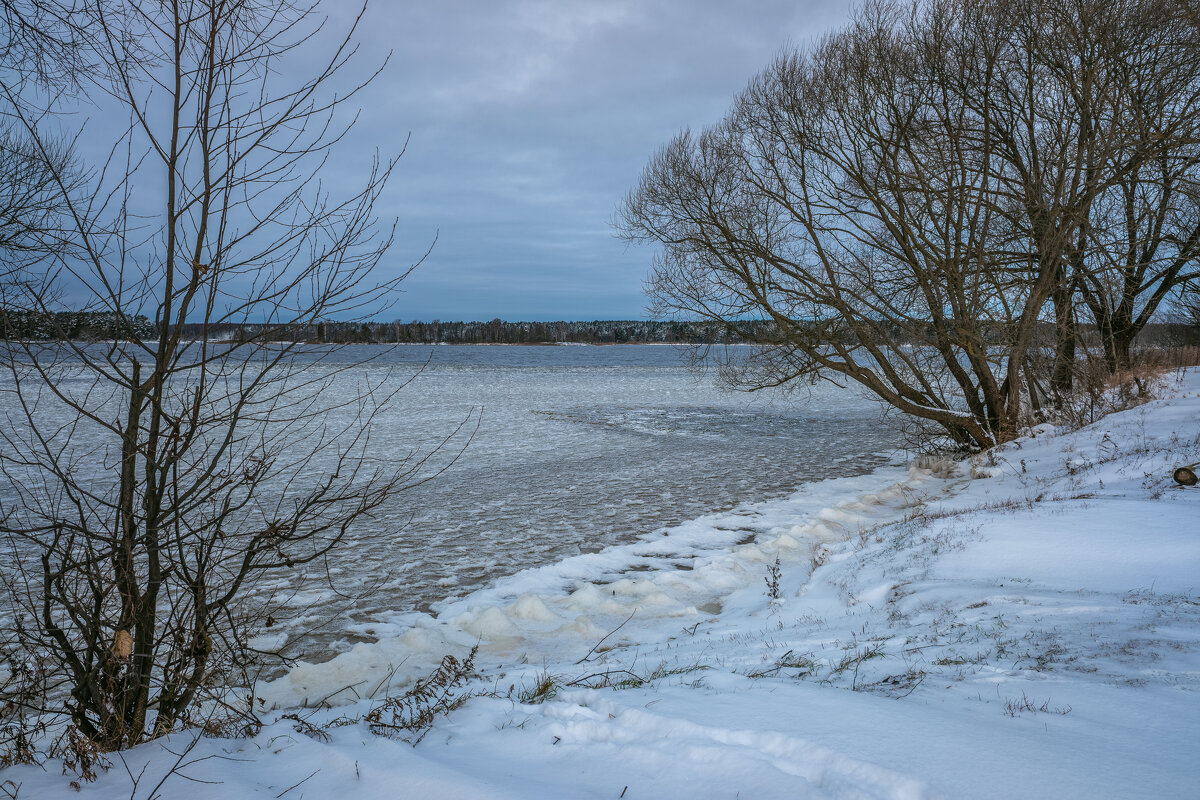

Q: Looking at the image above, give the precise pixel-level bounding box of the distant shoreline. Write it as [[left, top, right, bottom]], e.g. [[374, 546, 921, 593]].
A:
[[383, 341, 687, 347]]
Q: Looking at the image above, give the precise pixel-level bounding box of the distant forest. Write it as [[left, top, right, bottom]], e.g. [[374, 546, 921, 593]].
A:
[[0, 313, 775, 344], [278, 318, 777, 344], [2, 311, 1197, 347], [0, 310, 156, 340]]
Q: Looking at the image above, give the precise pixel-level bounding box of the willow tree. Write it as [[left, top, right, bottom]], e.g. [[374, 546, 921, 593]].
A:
[[620, 0, 1195, 448], [0, 0, 445, 750], [1070, 1, 1200, 373]]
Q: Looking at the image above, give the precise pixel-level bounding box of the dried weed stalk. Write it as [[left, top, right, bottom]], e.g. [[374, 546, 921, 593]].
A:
[[363, 646, 478, 745]]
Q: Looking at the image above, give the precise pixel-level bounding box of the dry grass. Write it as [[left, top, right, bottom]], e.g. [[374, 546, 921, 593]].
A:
[[1002, 691, 1072, 717], [1137, 344, 1200, 372], [362, 646, 479, 745], [516, 671, 560, 705], [764, 557, 782, 601], [1050, 349, 1178, 430]]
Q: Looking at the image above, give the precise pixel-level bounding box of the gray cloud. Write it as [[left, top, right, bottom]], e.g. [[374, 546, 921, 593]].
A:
[[327, 0, 856, 321], [56, 1, 850, 322]]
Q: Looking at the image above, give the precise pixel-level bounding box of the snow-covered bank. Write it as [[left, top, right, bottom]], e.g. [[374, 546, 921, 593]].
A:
[[259, 463, 940, 710], [7, 371, 1200, 799]]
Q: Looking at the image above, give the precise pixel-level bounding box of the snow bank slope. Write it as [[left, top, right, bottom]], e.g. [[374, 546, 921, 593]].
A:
[[261, 464, 944, 709], [8, 371, 1200, 799]]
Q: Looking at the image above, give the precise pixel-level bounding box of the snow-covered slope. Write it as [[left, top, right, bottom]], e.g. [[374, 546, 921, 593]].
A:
[[7, 371, 1199, 799]]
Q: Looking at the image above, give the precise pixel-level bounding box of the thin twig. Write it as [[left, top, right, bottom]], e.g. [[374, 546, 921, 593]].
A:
[[575, 610, 637, 665], [276, 768, 320, 798]]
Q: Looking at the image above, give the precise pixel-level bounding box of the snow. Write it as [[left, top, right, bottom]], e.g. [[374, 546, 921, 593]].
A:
[[6, 369, 1200, 799]]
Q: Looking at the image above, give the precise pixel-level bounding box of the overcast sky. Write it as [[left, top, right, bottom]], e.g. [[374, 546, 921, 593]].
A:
[[317, 1, 855, 322]]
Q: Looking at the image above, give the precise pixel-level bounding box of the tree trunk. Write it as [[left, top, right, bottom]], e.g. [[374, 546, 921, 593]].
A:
[[1051, 278, 1077, 404]]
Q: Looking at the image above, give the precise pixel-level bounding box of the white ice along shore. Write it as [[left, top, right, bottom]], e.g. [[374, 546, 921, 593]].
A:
[[8, 370, 1200, 799]]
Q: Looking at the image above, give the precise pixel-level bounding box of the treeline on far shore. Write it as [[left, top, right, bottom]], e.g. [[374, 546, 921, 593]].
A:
[[0, 314, 768, 344], [0, 310, 155, 340], [3, 310, 1198, 348], [295, 318, 1200, 347], [268, 319, 778, 344]]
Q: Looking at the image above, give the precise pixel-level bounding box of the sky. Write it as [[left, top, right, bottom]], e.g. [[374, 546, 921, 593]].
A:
[[332, 1, 855, 322]]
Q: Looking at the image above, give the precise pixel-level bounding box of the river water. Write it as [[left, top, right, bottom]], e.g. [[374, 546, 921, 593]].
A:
[[270, 344, 902, 651], [0, 343, 904, 658]]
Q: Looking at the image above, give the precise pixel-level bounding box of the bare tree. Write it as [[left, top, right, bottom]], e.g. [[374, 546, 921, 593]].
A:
[[1180, 282, 1200, 327], [1069, 2, 1200, 373], [0, 0, 452, 751], [0, 127, 76, 281], [619, 0, 1193, 449], [0, 0, 89, 92], [0, 0, 89, 291]]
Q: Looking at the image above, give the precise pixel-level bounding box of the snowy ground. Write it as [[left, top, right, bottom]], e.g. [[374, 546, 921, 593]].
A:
[[6, 371, 1199, 799]]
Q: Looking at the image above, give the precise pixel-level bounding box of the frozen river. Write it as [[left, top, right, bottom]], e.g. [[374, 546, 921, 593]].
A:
[[266, 344, 903, 655], [0, 342, 904, 660]]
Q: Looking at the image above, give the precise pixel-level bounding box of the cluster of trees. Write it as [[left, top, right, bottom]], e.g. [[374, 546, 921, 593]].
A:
[[9, 311, 1197, 350], [0, 0, 449, 755], [0, 310, 154, 340], [258, 317, 1200, 346], [300, 318, 781, 344], [9, 311, 1196, 349], [620, 0, 1200, 450]]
